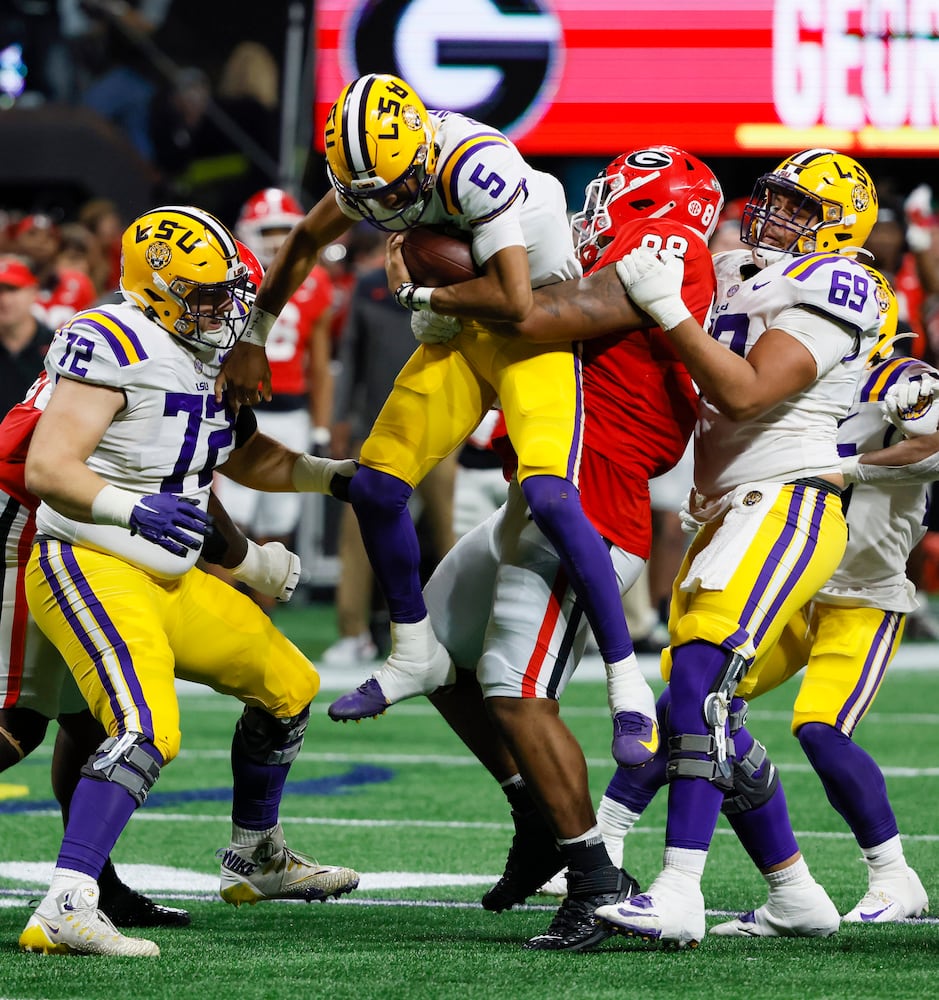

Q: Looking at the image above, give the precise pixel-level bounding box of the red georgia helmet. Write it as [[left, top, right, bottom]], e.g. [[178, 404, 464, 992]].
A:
[[571, 146, 725, 269], [235, 188, 305, 267]]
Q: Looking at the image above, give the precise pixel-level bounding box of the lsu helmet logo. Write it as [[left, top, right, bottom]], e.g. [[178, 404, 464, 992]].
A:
[[145, 241, 172, 270], [852, 183, 871, 213]]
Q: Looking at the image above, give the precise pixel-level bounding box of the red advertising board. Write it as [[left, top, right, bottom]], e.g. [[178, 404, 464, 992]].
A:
[[313, 0, 939, 158]]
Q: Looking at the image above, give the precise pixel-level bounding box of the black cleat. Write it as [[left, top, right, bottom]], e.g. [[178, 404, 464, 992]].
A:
[[523, 866, 639, 952], [97, 876, 191, 928], [482, 808, 564, 913]]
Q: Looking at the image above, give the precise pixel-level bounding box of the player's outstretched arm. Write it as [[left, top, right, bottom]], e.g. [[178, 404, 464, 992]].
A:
[[217, 429, 356, 495]]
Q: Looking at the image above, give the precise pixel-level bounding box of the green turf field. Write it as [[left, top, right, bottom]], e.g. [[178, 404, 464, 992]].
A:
[[0, 602, 936, 999]]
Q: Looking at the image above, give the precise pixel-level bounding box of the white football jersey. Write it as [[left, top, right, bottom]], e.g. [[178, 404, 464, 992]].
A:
[[695, 250, 883, 498], [820, 357, 937, 611], [337, 110, 581, 288], [36, 302, 236, 578]]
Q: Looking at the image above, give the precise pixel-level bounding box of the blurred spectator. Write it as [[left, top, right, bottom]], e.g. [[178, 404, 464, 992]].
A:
[[707, 196, 748, 253], [323, 260, 457, 665], [453, 410, 509, 541], [149, 41, 279, 223], [56, 221, 110, 297], [320, 224, 385, 358], [0, 256, 54, 416], [77, 196, 123, 290], [60, 0, 174, 158], [212, 189, 334, 610], [13, 214, 96, 329]]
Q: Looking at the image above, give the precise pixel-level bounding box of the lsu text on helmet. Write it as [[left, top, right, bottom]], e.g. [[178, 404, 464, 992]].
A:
[[741, 148, 878, 268], [324, 74, 438, 232], [121, 206, 250, 351], [570, 146, 725, 270], [236, 188, 305, 268]]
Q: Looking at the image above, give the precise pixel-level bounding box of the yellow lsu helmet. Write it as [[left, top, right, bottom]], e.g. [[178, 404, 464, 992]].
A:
[[324, 74, 438, 231], [863, 265, 912, 366], [120, 206, 251, 350], [741, 148, 878, 265]]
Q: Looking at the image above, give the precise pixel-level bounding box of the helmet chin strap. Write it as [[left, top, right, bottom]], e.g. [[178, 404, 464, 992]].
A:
[[750, 246, 790, 269]]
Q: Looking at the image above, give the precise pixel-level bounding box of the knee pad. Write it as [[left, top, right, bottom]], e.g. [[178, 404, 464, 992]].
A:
[[81, 732, 162, 806], [721, 738, 779, 815], [234, 706, 309, 766]]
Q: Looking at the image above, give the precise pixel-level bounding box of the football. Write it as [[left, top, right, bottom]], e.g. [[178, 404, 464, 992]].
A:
[[400, 226, 478, 287]]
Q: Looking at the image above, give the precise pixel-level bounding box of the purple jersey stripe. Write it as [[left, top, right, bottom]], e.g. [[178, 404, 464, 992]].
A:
[[859, 362, 908, 403], [471, 182, 525, 226], [781, 253, 831, 280], [835, 611, 901, 734]]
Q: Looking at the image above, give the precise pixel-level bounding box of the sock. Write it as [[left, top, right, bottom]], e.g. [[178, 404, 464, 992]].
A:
[[606, 653, 656, 718], [596, 795, 642, 871], [861, 834, 908, 881], [348, 466, 426, 622], [558, 826, 618, 892], [662, 845, 707, 883], [231, 822, 279, 848], [521, 474, 634, 662], [764, 856, 813, 891], [499, 774, 534, 814]]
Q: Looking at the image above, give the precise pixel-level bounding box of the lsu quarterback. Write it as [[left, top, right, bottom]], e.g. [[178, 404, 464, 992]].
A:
[[221, 73, 660, 767]]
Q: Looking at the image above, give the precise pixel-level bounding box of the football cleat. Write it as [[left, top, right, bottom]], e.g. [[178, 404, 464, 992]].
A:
[[19, 882, 159, 957], [710, 881, 840, 937], [611, 711, 659, 767], [482, 808, 564, 913], [842, 867, 929, 923], [536, 869, 569, 898], [524, 866, 640, 952], [328, 639, 454, 721], [98, 880, 191, 929], [218, 826, 359, 906], [595, 870, 705, 949]]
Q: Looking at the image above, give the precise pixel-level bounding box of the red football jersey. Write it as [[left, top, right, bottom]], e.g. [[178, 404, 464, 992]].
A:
[[32, 269, 97, 331], [264, 264, 333, 395], [0, 371, 49, 509], [578, 218, 715, 557]]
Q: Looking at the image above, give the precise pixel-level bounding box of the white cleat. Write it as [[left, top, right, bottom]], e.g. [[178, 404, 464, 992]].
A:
[[842, 867, 929, 923], [536, 869, 569, 898], [218, 826, 359, 906], [710, 881, 840, 937], [19, 882, 159, 956], [594, 872, 705, 949]]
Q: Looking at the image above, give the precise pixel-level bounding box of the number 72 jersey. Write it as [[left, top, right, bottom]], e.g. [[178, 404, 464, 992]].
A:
[[35, 301, 236, 578], [696, 249, 886, 497]]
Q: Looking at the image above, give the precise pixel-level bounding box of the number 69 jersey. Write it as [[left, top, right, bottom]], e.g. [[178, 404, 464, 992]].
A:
[[35, 301, 236, 578], [695, 250, 885, 499]]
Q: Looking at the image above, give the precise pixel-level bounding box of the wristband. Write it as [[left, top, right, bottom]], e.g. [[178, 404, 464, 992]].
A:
[[654, 302, 694, 332], [90, 484, 140, 528], [241, 307, 277, 347], [839, 455, 859, 484], [393, 282, 434, 312]]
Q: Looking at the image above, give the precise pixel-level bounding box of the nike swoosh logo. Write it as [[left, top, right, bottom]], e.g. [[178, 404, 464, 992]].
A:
[[45, 923, 60, 935], [752, 281, 771, 290], [639, 727, 660, 754], [860, 908, 889, 921]]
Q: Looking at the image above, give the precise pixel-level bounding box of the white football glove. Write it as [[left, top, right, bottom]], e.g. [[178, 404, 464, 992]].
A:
[[614, 247, 692, 331], [904, 184, 936, 253], [412, 310, 462, 345], [883, 373, 939, 436], [231, 540, 301, 602]]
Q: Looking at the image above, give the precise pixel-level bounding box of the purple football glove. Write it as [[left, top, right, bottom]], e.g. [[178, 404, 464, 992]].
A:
[[129, 494, 213, 557]]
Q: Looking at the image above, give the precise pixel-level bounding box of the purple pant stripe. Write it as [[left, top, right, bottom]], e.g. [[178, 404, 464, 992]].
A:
[[835, 611, 900, 734], [566, 348, 584, 483]]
